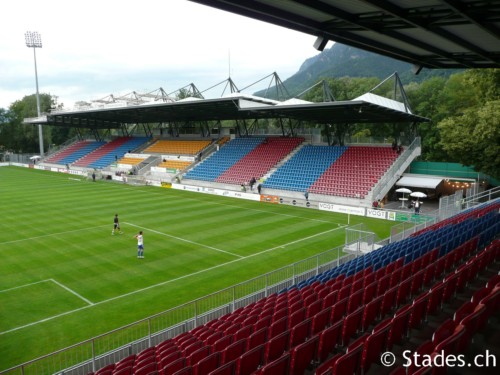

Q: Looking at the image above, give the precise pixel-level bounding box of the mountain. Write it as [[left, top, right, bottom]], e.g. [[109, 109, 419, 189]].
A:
[[254, 43, 460, 98]]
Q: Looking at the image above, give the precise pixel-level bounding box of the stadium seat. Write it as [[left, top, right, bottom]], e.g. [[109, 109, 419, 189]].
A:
[[192, 352, 220, 375], [264, 330, 290, 363], [236, 344, 265, 375], [289, 335, 319, 375], [255, 353, 290, 375]]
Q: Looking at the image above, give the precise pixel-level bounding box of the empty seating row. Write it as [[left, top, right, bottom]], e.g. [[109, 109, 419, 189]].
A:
[[144, 140, 212, 155], [184, 138, 264, 182]]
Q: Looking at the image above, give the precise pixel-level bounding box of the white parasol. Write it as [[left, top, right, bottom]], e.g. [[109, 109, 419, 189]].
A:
[[396, 187, 412, 207], [396, 188, 412, 194], [410, 191, 427, 200]]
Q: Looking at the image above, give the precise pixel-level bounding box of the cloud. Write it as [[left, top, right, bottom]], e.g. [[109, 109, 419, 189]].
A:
[[0, 0, 322, 109]]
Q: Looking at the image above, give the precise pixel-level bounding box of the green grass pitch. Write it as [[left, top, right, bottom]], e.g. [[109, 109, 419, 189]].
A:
[[0, 166, 397, 370]]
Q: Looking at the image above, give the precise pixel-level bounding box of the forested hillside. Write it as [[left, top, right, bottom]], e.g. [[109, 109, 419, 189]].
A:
[[255, 43, 460, 98]]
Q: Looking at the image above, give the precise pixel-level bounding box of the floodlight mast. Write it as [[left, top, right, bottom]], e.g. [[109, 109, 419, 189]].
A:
[[25, 31, 44, 156]]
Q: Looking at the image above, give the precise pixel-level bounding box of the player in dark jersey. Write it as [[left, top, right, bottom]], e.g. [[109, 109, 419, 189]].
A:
[[112, 214, 122, 235]]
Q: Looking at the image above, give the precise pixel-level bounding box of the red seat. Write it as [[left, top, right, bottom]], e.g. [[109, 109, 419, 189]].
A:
[[111, 366, 132, 375], [477, 287, 500, 329], [362, 295, 382, 331], [186, 345, 210, 366], [254, 315, 272, 333], [264, 330, 290, 363], [192, 352, 220, 375], [380, 286, 398, 317], [362, 319, 391, 374], [171, 367, 192, 375], [427, 282, 445, 316], [322, 290, 339, 309], [207, 360, 235, 375], [396, 277, 412, 307], [377, 274, 391, 296], [288, 307, 306, 329], [161, 358, 186, 375], [411, 269, 425, 297], [247, 327, 267, 350], [387, 304, 413, 348], [268, 316, 288, 339], [204, 331, 223, 346], [289, 335, 319, 375], [289, 318, 311, 348], [221, 338, 247, 365], [347, 289, 364, 314], [306, 299, 323, 318], [362, 281, 377, 305], [341, 306, 364, 347], [408, 292, 429, 331], [330, 297, 349, 323], [236, 344, 264, 375], [182, 341, 203, 357], [316, 320, 342, 363], [134, 362, 157, 375], [158, 351, 182, 371], [332, 341, 364, 375], [133, 355, 156, 373], [212, 335, 233, 352], [256, 353, 290, 375], [311, 307, 331, 335], [431, 325, 466, 375], [432, 319, 457, 346], [233, 325, 253, 342], [457, 304, 486, 352]]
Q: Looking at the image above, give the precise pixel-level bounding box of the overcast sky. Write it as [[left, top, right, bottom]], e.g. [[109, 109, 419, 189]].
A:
[[0, 0, 330, 110]]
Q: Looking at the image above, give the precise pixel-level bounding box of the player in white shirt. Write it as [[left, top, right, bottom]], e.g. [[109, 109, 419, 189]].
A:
[[134, 231, 144, 258]]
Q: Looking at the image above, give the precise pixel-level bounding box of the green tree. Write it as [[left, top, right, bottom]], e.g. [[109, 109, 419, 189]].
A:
[[3, 93, 53, 153], [438, 100, 500, 179]]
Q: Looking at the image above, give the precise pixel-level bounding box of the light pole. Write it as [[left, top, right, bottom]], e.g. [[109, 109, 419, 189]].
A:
[[25, 31, 44, 156]]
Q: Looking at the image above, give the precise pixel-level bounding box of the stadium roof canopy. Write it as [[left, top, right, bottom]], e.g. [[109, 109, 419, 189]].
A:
[[188, 0, 500, 70], [41, 91, 428, 130]]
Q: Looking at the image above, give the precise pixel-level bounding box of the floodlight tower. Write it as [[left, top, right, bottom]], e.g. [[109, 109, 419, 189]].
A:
[[25, 31, 44, 156]]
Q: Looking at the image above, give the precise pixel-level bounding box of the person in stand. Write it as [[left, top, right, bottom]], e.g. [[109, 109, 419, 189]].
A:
[[134, 231, 144, 258], [257, 183, 262, 194], [249, 177, 256, 191], [112, 214, 122, 235]]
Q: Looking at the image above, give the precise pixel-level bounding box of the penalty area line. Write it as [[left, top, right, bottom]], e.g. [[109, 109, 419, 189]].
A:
[[49, 279, 94, 306], [0, 224, 345, 335], [0, 279, 93, 305]]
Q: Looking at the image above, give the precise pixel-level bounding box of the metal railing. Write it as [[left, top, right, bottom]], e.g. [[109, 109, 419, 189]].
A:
[[371, 137, 421, 203]]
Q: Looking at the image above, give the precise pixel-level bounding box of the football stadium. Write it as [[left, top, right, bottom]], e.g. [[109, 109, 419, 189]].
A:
[[2, 1, 499, 375]]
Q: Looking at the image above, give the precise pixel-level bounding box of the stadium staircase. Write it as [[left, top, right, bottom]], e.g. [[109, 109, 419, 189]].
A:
[[82, 199, 499, 375]]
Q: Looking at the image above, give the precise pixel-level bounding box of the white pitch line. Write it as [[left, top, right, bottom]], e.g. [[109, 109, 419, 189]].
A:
[[0, 225, 110, 246], [0, 279, 52, 294], [49, 279, 94, 306], [0, 224, 346, 335], [124, 222, 243, 259]]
